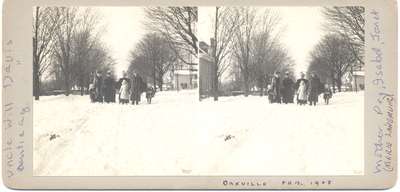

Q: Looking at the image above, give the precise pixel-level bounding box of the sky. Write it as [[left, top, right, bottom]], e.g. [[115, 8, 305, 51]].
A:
[[96, 7, 147, 76], [96, 7, 324, 79], [198, 7, 325, 79]]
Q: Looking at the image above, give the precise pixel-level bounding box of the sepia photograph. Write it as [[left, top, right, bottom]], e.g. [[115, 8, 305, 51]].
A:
[[32, 6, 200, 176], [32, 6, 364, 176], [197, 6, 365, 175]]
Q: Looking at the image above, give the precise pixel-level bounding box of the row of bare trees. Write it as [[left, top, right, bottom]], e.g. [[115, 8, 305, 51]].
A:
[[210, 7, 294, 100], [128, 33, 177, 91], [33, 7, 114, 100], [308, 6, 365, 92], [127, 7, 198, 91]]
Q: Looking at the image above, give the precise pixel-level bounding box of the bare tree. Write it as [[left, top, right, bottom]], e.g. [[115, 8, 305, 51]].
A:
[[323, 6, 365, 65], [70, 8, 101, 95], [34, 7, 114, 96], [51, 7, 80, 96], [309, 34, 356, 92], [128, 33, 177, 91], [210, 7, 240, 101], [250, 10, 283, 91], [47, 7, 112, 96], [231, 7, 257, 96], [33, 7, 61, 100], [230, 7, 286, 96], [145, 7, 198, 65]]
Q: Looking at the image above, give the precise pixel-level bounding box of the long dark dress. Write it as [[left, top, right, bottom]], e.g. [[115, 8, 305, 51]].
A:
[[308, 76, 322, 105], [130, 75, 143, 105], [282, 77, 294, 104], [102, 76, 115, 103], [271, 76, 281, 103], [93, 75, 103, 102]]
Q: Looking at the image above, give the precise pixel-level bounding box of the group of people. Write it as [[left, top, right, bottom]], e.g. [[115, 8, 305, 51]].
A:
[[267, 71, 333, 106], [89, 70, 155, 105]]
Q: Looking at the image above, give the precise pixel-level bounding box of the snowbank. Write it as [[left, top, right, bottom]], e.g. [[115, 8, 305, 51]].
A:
[[34, 90, 364, 176]]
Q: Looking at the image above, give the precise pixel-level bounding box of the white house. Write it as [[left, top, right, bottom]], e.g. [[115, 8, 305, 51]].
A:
[[342, 70, 365, 91]]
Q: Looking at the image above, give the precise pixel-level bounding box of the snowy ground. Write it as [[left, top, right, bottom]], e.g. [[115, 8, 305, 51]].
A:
[[33, 90, 364, 176]]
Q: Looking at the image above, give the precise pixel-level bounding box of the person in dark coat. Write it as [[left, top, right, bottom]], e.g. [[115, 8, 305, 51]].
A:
[[116, 71, 131, 104], [93, 71, 103, 103], [146, 85, 155, 104], [281, 71, 295, 104], [308, 72, 322, 106], [130, 71, 143, 105], [295, 72, 309, 105], [102, 71, 115, 103], [323, 83, 333, 105], [270, 71, 281, 103]]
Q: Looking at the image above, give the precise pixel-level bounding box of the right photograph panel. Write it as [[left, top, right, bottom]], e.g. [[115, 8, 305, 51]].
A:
[[198, 6, 364, 175]]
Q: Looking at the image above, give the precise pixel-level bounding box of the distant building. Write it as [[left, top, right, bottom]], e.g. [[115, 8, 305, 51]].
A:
[[342, 69, 365, 91], [164, 62, 198, 91], [173, 63, 198, 90]]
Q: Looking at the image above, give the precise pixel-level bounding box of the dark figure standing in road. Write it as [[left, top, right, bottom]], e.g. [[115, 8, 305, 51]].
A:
[[323, 83, 333, 105], [131, 71, 143, 105], [146, 86, 155, 104], [308, 72, 322, 106], [270, 71, 281, 103], [102, 71, 116, 103], [281, 71, 295, 104], [93, 70, 103, 103]]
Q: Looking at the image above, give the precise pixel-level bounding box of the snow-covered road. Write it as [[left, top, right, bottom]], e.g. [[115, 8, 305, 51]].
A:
[[34, 90, 364, 176]]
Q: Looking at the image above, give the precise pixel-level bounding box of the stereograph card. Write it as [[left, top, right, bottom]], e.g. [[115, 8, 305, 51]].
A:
[[1, 0, 397, 189]]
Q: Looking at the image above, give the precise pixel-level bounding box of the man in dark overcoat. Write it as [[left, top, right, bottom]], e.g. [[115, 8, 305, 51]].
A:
[[102, 71, 115, 103], [271, 71, 281, 103], [308, 72, 322, 106], [93, 71, 103, 102], [281, 71, 295, 104], [131, 71, 143, 105]]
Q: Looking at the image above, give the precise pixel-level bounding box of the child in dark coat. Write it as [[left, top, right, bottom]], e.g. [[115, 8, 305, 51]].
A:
[[146, 86, 155, 104], [323, 84, 332, 105]]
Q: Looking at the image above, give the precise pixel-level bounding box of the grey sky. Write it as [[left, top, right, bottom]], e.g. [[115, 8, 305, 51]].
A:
[[96, 7, 324, 79], [97, 7, 146, 76], [198, 7, 325, 78]]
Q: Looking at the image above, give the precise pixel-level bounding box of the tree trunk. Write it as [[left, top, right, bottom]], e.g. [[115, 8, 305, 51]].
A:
[[176, 72, 180, 92], [33, 7, 40, 100], [158, 77, 163, 91], [79, 77, 84, 96], [65, 74, 71, 96], [337, 79, 342, 92], [243, 72, 249, 97], [80, 86, 84, 96], [33, 70, 40, 100], [213, 61, 219, 101], [330, 70, 336, 93], [152, 67, 157, 90], [212, 7, 219, 101]]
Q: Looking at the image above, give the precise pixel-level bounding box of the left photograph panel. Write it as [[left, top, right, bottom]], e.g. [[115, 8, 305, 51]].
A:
[[32, 6, 199, 176]]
